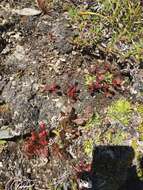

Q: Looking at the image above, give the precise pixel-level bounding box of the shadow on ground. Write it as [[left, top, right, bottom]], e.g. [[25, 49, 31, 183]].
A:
[[79, 145, 143, 190]]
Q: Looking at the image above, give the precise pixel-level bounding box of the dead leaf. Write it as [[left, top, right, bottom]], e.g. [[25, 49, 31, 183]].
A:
[[83, 106, 94, 119], [72, 118, 87, 125], [0, 104, 10, 113], [37, 0, 50, 13], [73, 106, 94, 125], [51, 143, 70, 159]]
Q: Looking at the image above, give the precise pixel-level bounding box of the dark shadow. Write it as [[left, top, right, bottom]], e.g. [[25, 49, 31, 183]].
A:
[[79, 146, 143, 190], [120, 165, 143, 190]]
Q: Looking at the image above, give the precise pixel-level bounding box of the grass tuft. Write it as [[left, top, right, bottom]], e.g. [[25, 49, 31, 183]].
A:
[[69, 0, 143, 61]]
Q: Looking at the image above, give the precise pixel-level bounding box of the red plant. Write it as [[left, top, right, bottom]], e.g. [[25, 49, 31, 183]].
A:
[[67, 84, 79, 100], [74, 161, 91, 177], [87, 63, 123, 97], [49, 83, 60, 93], [104, 63, 110, 71], [42, 83, 60, 93], [112, 77, 122, 87], [23, 122, 49, 158], [89, 65, 98, 74], [96, 74, 105, 82], [102, 83, 109, 91], [88, 82, 101, 95]]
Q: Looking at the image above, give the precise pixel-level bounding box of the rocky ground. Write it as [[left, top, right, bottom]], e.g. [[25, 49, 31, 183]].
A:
[[0, 0, 143, 190]]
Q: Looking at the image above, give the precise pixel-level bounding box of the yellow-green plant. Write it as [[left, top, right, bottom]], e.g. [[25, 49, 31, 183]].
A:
[[137, 104, 143, 117], [137, 122, 143, 141], [136, 149, 143, 180], [85, 112, 102, 129], [107, 98, 132, 126], [83, 139, 94, 157], [102, 127, 128, 145], [84, 74, 96, 86], [132, 139, 143, 180]]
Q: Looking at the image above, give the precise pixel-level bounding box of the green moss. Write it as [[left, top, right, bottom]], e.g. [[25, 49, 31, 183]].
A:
[[84, 74, 96, 86], [107, 98, 132, 126], [137, 122, 143, 141], [85, 112, 102, 129], [68, 7, 78, 19], [137, 104, 143, 117], [83, 139, 94, 157], [131, 140, 143, 180], [136, 154, 143, 180], [112, 130, 127, 144], [70, 179, 78, 190], [136, 104, 143, 141], [0, 140, 6, 145], [102, 128, 128, 145]]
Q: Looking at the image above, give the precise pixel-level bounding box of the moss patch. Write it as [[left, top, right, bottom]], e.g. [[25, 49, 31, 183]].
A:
[[107, 98, 132, 126], [84, 112, 102, 130], [83, 139, 94, 157]]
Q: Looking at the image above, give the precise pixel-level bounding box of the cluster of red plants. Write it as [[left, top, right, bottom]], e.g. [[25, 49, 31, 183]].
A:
[[41, 63, 123, 99], [42, 82, 80, 101], [23, 122, 49, 158], [42, 83, 60, 94], [88, 64, 122, 97]]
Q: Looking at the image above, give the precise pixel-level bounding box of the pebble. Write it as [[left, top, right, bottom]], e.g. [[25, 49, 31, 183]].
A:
[[130, 87, 138, 95], [0, 162, 3, 167]]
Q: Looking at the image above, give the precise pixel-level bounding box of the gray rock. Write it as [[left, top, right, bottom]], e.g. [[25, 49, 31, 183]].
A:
[[131, 70, 143, 102], [51, 19, 73, 54], [0, 125, 22, 139], [0, 76, 40, 138], [4, 45, 27, 73]]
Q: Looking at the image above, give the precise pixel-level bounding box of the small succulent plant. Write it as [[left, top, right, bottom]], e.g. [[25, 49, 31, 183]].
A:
[[23, 121, 49, 158]]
